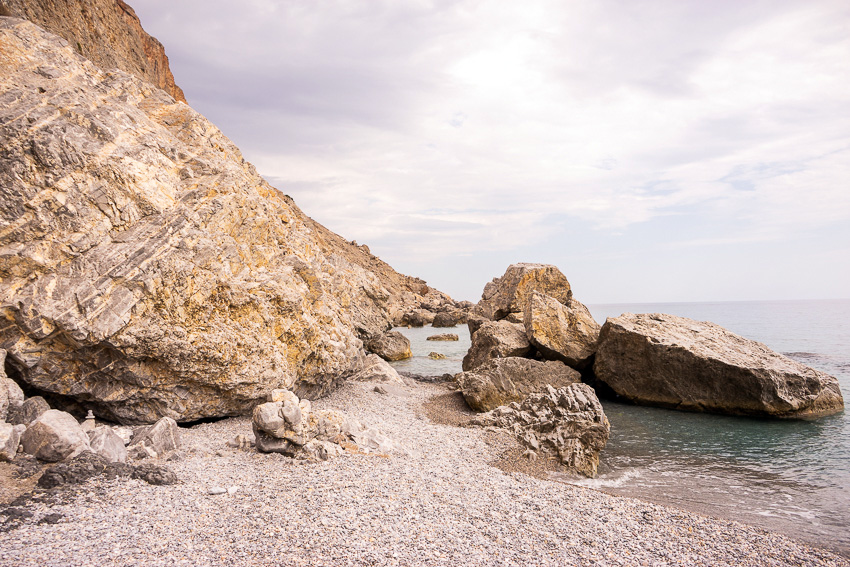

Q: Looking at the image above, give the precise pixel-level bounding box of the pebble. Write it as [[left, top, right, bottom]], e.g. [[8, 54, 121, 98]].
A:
[[0, 380, 846, 567]]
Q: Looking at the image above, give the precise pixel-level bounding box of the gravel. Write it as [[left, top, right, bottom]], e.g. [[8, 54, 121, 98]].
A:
[[0, 380, 846, 567]]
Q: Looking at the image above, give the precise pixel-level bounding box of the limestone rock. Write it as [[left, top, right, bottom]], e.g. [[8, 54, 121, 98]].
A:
[[87, 427, 128, 463], [0, 0, 186, 102], [457, 357, 581, 412], [473, 263, 572, 321], [467, 314, 488, 339], [472, 384, 610, 478], [432, 312, 458, 328], [20, 409, 91, 462], [351, 354, 404, 384], [462, 321, 530, 371], [427, 334, 459, 341], [0, 19, 454, 423], [0, 421, 21, 461], [0, 349, 25, 422], [128, 417, 181, 459], [7, 396, 50, 426], [365, 331, 412, 362], [401, 310, 432, 327], [253, 389, 394, 459], [428, 352, 447, 359], [593, 313, 845, 418], [524, 292, 600, 369]]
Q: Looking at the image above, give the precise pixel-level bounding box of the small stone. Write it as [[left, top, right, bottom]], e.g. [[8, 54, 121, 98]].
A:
[[208, 487, 227, 495]]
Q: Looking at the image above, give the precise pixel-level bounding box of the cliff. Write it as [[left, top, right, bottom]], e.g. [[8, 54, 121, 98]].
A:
[[0, 0, 186, 103], [0, 16, 457, 424]]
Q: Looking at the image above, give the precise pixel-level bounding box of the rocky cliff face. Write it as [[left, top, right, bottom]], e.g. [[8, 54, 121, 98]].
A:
[[0, 17, 455, 424], [0, 0, 186, 103]]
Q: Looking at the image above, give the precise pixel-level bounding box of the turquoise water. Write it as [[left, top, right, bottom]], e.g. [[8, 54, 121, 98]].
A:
[[391, 299, 850, 557]]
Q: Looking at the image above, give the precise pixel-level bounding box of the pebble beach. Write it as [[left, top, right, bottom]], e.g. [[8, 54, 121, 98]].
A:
[[1, 378, 846, 567]]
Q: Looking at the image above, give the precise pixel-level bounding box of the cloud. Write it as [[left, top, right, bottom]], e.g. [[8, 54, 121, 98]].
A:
[[131, 0, 850, 301]]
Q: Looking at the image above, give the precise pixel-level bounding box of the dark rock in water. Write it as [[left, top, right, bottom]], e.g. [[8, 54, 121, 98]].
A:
[[432, 312, 458, 328], [457, 357, 581, 412], [471, 383, 610, 478], [365, 331, 412, 362], [427, 333, 459, 341], [594, 313, 845, 418], [428, 352, 447, 360], [473, 263, 572, 321], [523, 291, 600, 370], [462, 321, 530, 371]]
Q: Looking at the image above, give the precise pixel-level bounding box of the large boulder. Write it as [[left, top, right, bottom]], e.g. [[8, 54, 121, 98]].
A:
[[0, 19, 453, 423], [474, 263, 572, 321], [457, 357, 581, 412], [350, 354, 404, 384], [431, 312, 458, 328], [0, 421, 22, 461], [128, 417, 181, 459], [365, 331, 412, 362], [472, 384, 610, 478], [524, 292, 600, 369], [462, 321, 530, 371], [87, 427, 128, 463], [594, 313, 845, 418], [20, 409, 91, 462]]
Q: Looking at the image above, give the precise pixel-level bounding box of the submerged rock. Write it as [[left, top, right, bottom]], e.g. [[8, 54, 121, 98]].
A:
[[472, 384, 609, 478], [462, 321, 530, 371], [593, 313, 845, 418], [457, 357, 581, 412], [524, 292, 600, 369]]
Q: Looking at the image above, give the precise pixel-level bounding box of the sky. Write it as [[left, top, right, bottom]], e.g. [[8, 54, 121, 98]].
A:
[[130, 0, 850, 304]]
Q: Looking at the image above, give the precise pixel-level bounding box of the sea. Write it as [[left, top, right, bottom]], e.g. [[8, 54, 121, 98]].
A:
[[389, 299, 850, 557]]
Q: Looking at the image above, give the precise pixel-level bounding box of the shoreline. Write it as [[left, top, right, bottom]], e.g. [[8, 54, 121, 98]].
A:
[[1, 378, 846, 566]]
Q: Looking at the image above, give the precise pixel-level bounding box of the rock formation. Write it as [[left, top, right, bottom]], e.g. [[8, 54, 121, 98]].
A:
[[252, 388, 394, 460], [456, 357, 581, 412], [524, 291, 600, 369], [365, 331, 412, 362], [473, 263, 572, 321], [593, 313, 845, 418], [0, 0, 186, 102], [472, 383, 610, 477], [0, 17, 455, 423], [350, 354, 404, 384], [427, 333, 458, 341], [20, 409, 91, 462], [462, 321, 530, 371]]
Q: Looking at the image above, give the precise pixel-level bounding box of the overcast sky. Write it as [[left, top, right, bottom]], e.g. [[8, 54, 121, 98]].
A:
[[131, 0, 850, 304]]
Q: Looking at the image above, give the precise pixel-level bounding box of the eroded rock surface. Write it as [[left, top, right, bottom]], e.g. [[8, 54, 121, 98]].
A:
[[252, 389, 394, 460], [365, 331, 412, 362], [594, 313, 845, 418], [0, 18, 453, 423], [473, 263, 572, 321], [0, 0, 186, 102], [350, 354, 404, 385], [462, 321, 530, 371], [524, 292, 600, 369], [457, 357, 581, 412], [20, 409, 91, 462], [472, 384, 609, 478]]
